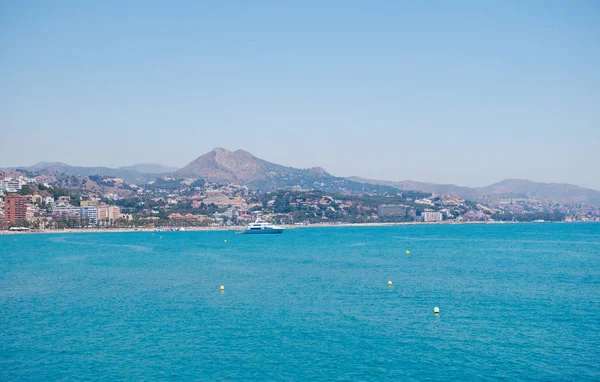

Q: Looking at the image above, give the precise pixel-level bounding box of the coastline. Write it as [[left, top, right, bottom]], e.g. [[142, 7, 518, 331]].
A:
[[0, 220, 585, 235]]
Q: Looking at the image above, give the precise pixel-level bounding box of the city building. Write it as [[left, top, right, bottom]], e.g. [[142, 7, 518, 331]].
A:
[[0, 178, 21, 193], [52, 206, 84, 219], [80, 199, 99, 207], [97, 205, 120, 222], [76, 207, 97, 225], [4, 194, 27, 223], [377, 204, 408, 217], [26, 206, 35, 222], [421, 211, 443, 222], [52, 206, 99, 226]]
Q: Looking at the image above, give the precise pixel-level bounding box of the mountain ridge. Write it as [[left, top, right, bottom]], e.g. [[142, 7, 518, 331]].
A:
[[347, 176, 600, 206], [18, 162, 176, 184], [4, 149, 598, 205]]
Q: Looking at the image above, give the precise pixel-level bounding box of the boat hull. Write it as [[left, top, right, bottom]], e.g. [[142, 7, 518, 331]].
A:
[[240, 228, 284, 234]]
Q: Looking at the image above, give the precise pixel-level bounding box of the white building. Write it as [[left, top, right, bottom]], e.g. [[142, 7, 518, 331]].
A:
[[19, 176, 37, 184], [104, 193, 119, 201], [422, 211, 443, 222], [0, 178, 21, 192], [415, 199, 435, 206]]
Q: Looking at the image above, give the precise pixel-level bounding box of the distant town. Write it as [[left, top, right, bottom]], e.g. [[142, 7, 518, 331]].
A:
[[1, 170, 599, 232]]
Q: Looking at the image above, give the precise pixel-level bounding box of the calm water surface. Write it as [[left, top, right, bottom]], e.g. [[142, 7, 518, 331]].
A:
[[1, 223, 599, 380]]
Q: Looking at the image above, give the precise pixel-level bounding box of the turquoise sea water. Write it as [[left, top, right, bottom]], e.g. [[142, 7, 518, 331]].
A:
[[1, 223, 599, 381]]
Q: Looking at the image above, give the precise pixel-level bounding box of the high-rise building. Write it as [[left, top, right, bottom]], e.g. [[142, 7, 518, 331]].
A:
[[97, 205, 121, 222], [377, 204, 408, 217], [80, 207, 98, 225], [4, 194, 27, 223]]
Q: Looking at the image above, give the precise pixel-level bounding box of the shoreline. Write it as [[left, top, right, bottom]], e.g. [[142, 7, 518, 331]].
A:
[[1, 220, 594, 235]]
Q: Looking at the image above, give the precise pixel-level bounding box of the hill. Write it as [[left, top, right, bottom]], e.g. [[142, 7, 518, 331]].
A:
[[117, 163, 177, 174], [348, 177, 600, 206], [174, 148, 398, 194], [23, 162, 172, 184]]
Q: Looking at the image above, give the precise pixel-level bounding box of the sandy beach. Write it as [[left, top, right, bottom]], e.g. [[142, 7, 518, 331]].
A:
[[0, 220, 519, 235]]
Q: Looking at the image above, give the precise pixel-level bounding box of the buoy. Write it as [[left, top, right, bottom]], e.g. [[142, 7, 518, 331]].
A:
[[220, 285, 225, 291], [160, 236, 163, 239], [224, 239, 227, 243], [406, 250, 410, 255], [388, 281, 392, 286], [434, 307, 440, 314]]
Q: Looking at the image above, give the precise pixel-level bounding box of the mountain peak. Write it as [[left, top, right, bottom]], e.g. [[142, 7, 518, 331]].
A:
[[175, 148, 334, 190], [30, 161, 69, 169], [309, 167, 329, 176], [233, 149, 253, 156]]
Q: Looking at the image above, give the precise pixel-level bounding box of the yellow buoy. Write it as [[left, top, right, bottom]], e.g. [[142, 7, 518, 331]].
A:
[[220, 285, 225, 291], [406, 250, 410, 255], [388, 281, 393, 286], [434, 307, 440, 314], [224, 239, 227, 243]]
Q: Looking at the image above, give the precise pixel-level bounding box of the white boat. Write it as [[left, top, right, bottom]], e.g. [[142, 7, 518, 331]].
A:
[[239, 219, 285, 234]]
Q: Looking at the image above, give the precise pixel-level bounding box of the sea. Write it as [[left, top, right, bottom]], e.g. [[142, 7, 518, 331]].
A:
[[1, 223, 599, 381]]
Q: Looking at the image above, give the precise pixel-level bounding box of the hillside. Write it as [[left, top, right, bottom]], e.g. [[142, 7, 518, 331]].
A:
[[348, 177, 600, 206], [175, 148, 398, 194]]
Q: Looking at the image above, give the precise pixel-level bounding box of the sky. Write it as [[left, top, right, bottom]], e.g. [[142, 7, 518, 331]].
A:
[[1, 1, 599, 189]]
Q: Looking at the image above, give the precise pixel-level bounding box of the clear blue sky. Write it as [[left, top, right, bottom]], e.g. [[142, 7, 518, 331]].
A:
[[1, 1, 599, 189]]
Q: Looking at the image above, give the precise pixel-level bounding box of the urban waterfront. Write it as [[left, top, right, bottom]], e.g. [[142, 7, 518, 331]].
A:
[[1, 223, 599, 380]]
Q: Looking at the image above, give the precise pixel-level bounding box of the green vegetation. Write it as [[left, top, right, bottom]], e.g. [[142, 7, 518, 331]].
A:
[[491, 211, 566, 222], [47, 186, 70, 199], [145, 178, 182, 190], [17, 185, 34, 195]]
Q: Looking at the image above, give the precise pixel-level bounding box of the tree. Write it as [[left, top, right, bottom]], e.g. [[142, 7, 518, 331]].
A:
[[18, 185, 34, 196]]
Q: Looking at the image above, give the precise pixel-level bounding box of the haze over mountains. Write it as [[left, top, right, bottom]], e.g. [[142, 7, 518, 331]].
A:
[[349, 177, 600, 206], [22, 162, 176, 184], [6, 148, 600, 206]]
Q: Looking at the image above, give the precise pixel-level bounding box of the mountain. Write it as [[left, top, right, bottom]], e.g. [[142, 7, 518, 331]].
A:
[[481, 179, 600, 205], [23, 162, 173, 184], [175, 148, 398, 194], [348, 177, 600, 206], [117, 163, 177, 174]]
